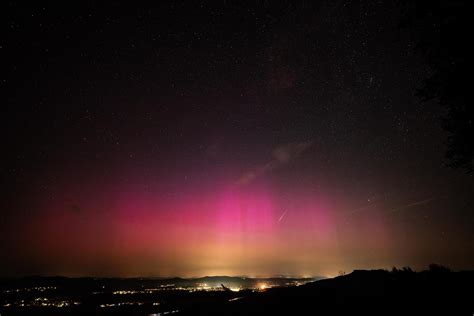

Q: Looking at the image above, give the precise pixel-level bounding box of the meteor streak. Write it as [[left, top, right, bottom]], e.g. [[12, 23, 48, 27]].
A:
[[389, 197, 436, 213], [278, 209, 288, 222]]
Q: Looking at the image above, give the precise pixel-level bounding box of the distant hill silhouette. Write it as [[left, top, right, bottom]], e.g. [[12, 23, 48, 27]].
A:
[[179, 268, 474, 315]]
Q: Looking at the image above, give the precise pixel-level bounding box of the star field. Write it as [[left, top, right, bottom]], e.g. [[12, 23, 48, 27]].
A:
[[1, 2, 473, 277]]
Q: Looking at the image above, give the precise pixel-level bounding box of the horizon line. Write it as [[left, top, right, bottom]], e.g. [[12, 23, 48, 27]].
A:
[[0, 274, 327, 280]]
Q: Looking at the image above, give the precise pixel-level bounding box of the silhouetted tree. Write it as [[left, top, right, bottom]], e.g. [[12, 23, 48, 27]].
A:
[[392, 266, 413, 273], [428, 263, 451, 273], [401, 1, 472, 173]]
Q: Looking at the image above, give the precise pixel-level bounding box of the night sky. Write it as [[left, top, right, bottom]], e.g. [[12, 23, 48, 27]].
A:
[[2, 2, 473, 277]]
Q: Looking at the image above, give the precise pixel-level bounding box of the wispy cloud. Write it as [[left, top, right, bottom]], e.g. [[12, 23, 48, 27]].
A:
[[235, 140, 313, 186]]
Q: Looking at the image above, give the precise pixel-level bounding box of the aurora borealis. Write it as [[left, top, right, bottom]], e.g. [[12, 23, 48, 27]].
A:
[[2, 2, 474, 278]]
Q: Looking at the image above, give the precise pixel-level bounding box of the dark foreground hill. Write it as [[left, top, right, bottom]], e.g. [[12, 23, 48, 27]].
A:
[[1, 269, 472, 315], [180, 269, 474, 315]]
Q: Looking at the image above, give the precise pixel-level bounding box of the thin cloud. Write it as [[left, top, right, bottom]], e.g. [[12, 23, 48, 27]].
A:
[[235, 140, 313, 186]]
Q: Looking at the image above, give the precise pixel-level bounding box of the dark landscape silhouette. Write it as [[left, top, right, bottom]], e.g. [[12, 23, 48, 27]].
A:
[[1, 265, 472, 315]]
